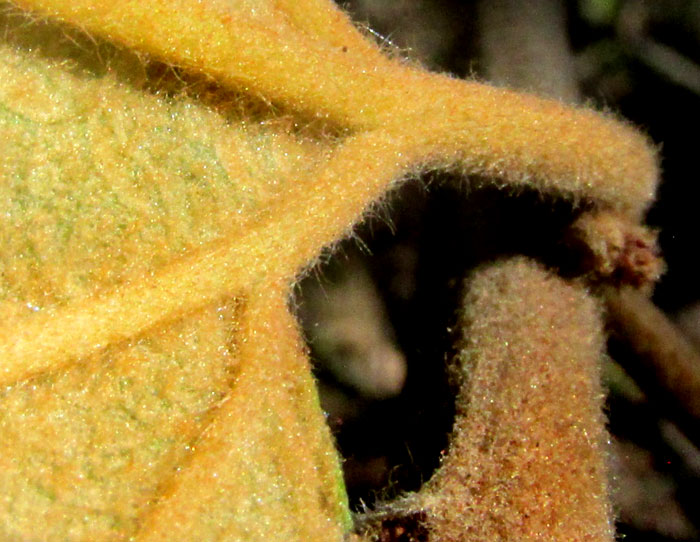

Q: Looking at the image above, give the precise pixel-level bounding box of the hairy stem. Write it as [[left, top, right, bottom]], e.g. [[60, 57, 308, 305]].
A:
[[419, 258, 613, 541]]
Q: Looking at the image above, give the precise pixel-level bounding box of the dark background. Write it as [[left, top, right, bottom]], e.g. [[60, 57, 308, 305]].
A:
[[304, 2, 700, 540]]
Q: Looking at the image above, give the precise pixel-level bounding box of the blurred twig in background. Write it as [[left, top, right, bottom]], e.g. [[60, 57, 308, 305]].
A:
[[317, 1, 700, 540]]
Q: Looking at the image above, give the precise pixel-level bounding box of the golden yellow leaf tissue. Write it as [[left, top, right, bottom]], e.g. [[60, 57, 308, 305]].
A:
[[0, 0, 659, 540]]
